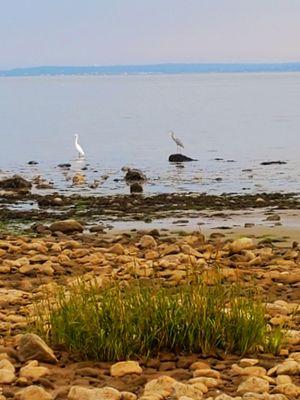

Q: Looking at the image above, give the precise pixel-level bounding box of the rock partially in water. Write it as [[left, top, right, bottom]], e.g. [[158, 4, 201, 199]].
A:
[[260, 161, 287, 166], [72, 173, 86, 186], [57, 163, 71, 168], [124, 168, 146, 181], [169, 154, 196, 162], [28, 160, 39, 165], [130, 183, 143, 193], [0, 175, 32, 192]]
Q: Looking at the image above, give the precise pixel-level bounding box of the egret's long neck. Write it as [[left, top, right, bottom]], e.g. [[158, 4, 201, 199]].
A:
[[75, 136, 78, 144]]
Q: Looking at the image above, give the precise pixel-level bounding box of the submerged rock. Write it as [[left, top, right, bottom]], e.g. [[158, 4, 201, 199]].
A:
[[169, 154, 196, 162], [0, 175, 32, 191]]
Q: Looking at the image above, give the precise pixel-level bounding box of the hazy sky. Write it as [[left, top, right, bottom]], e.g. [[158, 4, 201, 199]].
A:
[[1, 0, 300, 69]]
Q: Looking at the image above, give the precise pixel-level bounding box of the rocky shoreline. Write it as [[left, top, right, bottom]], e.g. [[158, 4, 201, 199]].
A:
[[0, 191, 299, 234], [0, 227, 299, 399]]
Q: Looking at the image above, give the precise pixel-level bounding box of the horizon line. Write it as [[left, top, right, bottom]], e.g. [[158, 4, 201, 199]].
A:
[[1, 61, 300, 77]]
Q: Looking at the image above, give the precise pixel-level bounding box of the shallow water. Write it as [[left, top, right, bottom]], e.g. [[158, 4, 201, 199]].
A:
[[1, 73, 300, 195]]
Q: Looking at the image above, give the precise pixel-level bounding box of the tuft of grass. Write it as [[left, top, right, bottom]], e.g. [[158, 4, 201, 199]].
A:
[[33, 279, 282, 361]]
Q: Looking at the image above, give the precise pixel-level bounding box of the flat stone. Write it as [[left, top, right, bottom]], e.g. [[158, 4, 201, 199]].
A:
[[68, 386, 121, 400], [237, 377, 269, 395], [110, 361, 142, 377]]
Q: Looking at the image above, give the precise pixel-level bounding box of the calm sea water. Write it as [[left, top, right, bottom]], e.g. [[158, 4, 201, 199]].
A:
[[0, 73, 300, 195]]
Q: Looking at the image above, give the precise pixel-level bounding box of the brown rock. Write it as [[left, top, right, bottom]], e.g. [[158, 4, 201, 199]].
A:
[[237, 376, 269, 395], [49, 219, 83, 234], [15, 385, 53, 400], [110, 361, 142, 377], [18, 333, 57, 364], [68, 385, 121, 400]]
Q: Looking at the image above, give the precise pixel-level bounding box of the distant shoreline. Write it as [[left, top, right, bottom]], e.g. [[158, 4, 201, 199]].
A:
[[1, 62, 300, 77]]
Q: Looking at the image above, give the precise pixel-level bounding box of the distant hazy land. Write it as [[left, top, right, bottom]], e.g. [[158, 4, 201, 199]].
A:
[[1, 62, 300, 77]]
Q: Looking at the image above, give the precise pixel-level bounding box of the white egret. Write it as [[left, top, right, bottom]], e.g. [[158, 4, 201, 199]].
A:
[[74, 134, 85, 158], [169, 130, 184, 154]]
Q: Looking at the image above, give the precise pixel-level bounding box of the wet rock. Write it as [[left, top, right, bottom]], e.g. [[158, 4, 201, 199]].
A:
[[52, 197, 64, 206], [15, 385, 53, 400], [110, 361, 142, 377], [28, 160, 39, 165], [130, 183, 143, 193], [18, 333, 57, 364], [89, 224, 105, 233], [260, 161, 287, 165], [49, 219, 84, 234], [68, 385, 121, 400], [0, 175, 32, 191], [31, 223, 48, 234], [169, 154, 196, 162], [57, 163, 71, 168], [266, 214, 281, 222], [124, 168, 146, 181], [72, 173, 86, 186]]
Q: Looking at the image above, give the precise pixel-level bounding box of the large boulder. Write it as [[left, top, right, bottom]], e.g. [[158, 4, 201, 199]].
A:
[[0, 175, 32, 191], [169, 154, 196, 162], [18, 333, 57, 364], [49, 219, 84, 234]]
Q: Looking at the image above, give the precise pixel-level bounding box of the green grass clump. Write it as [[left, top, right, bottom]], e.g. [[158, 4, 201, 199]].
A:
[[33, 279, 282, 361]]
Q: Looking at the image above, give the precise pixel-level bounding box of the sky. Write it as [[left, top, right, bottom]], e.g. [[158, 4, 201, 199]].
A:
[[1, 0, 300, 69]]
